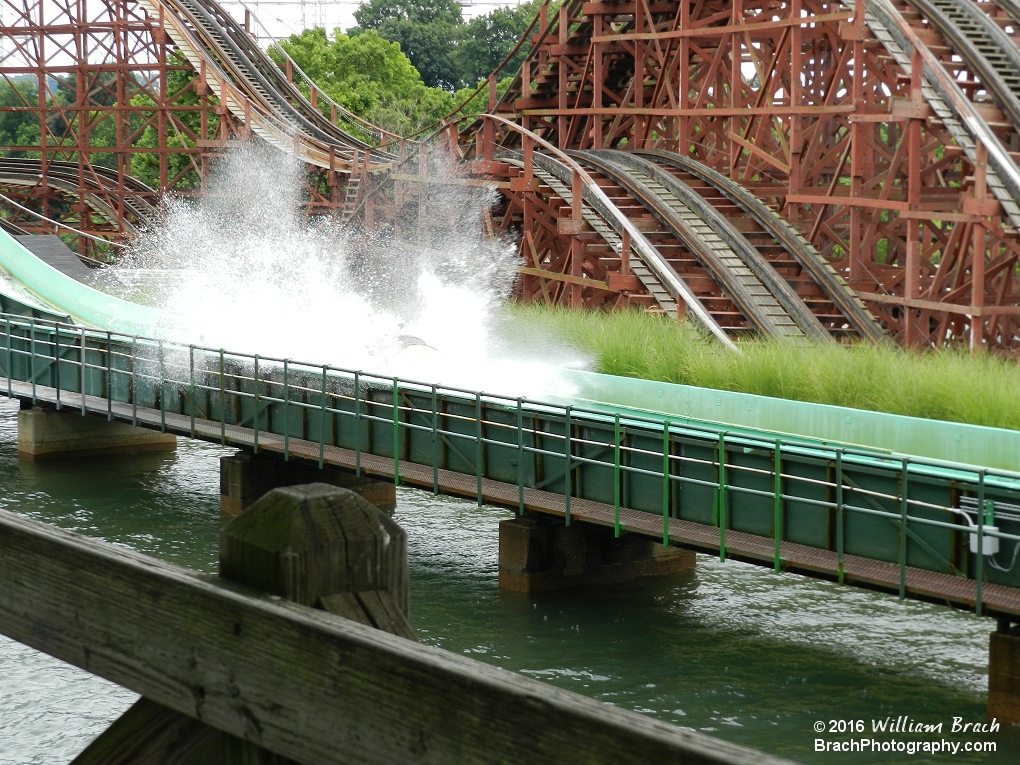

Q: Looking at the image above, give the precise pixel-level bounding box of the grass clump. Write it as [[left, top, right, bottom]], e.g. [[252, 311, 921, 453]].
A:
[[508, 304, 1020, 431]]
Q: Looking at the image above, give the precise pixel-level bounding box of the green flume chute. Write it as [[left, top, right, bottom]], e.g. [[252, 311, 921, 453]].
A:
[[0, 227, 159, 336]]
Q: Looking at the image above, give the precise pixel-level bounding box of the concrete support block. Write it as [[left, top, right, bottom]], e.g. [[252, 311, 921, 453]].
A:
[[17, 407, 176, 460], [219, 450, 396, 517], [989, 626, 1020, 724], [498, 515, 695, 593]]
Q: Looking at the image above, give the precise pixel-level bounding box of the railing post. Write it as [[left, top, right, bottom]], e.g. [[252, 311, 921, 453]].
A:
[[189, 345, 196, 439], [516, 397, 525, 515], [319, 366, 328, 469], [158, 339, 166, 433], [717, 432, 727, 562], [354, 370, 361, 476], [30, 316, 36, 403], [773, 440, 782, 572], [977, 470, 986, 616], [80, 327, 87, 415], [130, 336, 138, 426], [219, 350, 226, 445], [836, 450, 845, 584], [565, 406, 572, 526], [106, 331, 113, 421], [475, 392, 484, 506], [613, 413, 621, 538], [392, 377, 401, 486], [5, 315, 12, 399], [54, 323, 61, 410], [431, 384, 439, 494], [662, 418, 670, 546], [253, 354, 260, 454], [283, 360, 291, 461], [898, 458, 910, 599]]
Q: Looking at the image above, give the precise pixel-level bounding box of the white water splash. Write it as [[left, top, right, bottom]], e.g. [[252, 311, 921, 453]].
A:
[[116, 142, 587, 399]]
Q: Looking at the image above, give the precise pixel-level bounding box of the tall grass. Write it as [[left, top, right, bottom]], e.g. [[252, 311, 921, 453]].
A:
[[509, 304, 1020, 431]]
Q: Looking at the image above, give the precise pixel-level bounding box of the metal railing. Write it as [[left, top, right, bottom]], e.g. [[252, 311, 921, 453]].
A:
[[2, 312, 1020, 614]]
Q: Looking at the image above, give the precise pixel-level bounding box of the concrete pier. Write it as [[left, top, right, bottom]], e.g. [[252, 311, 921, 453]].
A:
[[498, 515, 695, 592], [17, 405, 176, 460], [219, 450, 396, 516], [989, 621, 1020, 724]]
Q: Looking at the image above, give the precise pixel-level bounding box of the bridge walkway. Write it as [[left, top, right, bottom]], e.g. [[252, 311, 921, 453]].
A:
[[5, 372, 1019, 618], [2, 313, 1019, 620]]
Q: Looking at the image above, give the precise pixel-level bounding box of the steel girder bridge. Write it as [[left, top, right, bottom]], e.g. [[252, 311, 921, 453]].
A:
[[5, 0, 1020, 349]]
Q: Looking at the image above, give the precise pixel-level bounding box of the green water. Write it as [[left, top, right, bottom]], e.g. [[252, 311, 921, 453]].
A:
[[0, 397, 1017, 764]]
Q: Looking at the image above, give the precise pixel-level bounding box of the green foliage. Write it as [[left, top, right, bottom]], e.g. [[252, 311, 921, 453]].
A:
[[453, 0, 543, 88], [275, 28, 454, 136], [0, 79, 42, 157], [509, 304, 1020, 430], [128, 58, 204, 189], [451, 76, 514, 118], [349, 0, 544, 91], [350, 0, 463, 90]]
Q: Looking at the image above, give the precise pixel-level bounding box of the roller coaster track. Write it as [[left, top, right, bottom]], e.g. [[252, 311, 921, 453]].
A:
[[906, 0, 1020, 130], [138, 0, 398, 170], [859, 0, 1020, 230], [633, 151, 888, 344], [573, 151, 830, 343], [506, 150, 736, 347], [0, 159, 156, 233], [0, 219, 29, 237]]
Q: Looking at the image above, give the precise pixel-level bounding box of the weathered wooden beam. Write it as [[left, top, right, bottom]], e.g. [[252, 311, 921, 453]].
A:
[[70, 698, 225, 764], [0, 504, 790, 765]]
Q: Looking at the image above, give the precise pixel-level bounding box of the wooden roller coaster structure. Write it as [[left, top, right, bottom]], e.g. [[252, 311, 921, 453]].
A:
[[4, 0, 1020, 351]]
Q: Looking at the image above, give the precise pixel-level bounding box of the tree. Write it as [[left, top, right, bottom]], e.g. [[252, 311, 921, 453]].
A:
[[454, 1, 543, 88], [348, 0, 463, 91], [274, 28, 454, 136], [0, 78, 42, 157], [451, 75, 514, 118]]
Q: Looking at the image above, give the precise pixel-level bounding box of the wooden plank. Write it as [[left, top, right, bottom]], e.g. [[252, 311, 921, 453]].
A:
[[70, 698, 226, 765], [0, 508, 789, 765], [518, 266, 610, 290], [589, 11, 852, 41], [70, 697, 299, 764]]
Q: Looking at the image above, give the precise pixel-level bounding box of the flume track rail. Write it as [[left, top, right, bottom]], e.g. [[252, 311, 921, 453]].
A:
[[1, 313, 1019, 616]]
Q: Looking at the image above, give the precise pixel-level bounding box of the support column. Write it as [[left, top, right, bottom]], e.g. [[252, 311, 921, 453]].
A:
[[17, 404, 176, 460], [989, 619, 1020, 724], [498, 515, 695, 593], [219, 450, 396, 517]]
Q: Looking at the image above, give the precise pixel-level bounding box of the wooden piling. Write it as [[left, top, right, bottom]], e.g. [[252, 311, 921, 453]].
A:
[[73, 483, 412, 763]]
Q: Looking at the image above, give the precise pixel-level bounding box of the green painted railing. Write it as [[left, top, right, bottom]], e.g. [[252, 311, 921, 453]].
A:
[[3, 312, 1020, 615]]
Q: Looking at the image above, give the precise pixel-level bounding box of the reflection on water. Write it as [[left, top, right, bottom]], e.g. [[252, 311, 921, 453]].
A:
[[0, 398, 1016, 764]]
